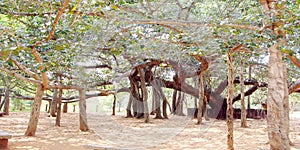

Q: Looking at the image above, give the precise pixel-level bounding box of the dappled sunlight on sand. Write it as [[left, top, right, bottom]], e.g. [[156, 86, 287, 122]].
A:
[[0, 111, 299, 149]]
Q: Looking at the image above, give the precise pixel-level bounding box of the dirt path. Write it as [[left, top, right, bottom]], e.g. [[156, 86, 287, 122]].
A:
[[0, 112, 299, 150]]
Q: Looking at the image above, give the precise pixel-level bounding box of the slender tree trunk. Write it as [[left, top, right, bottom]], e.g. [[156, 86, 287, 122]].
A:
[[47, 101, 51, 113], [203, 96, 209, 121], [227, 52, 234, 150], [3, 85, 10, 115], [240, 56, 247, 128], [112, 94, 116, 116], [151, 88, 156, 115], [79, 88, 89, 131], [63, 103, 68, 113], [247, 65, 251, 111], [45, 104, 48, 112], [50, 89, 58, 117], [0, 96, 4, 111], [172, 90, 177, 114], [267, 44, 290, 150], [156, 81, 168, 119], [25, 84, 44, 136], [197, 74, 204, 125], [194, 77, 198, 108], [55, 89, 62, 126]]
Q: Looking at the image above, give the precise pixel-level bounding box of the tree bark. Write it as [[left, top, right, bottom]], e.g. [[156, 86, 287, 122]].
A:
[[193, 77, 198, 108], [79, 88, 89, 131], [151, 81, 163, 119], [247, 65, 251, 111], [126, 76, 135, 118], [63, 103, 68, 113], [137, 68, 149, 123], [50, 89, 58, 117], [172, 89, 177, 114], [175, 92, 184, 115], [227, 52, 234, 150], [197, 75, 204, 125], [240, 56, 247, 128], [3, 85, 10, 115], [0, 96, 4, 111], [55, 89, 62, 126], [25, 84, 44, 136], [203, 96, 209, 121], [112, 94, 116, 116], [267, 43, 290, 150]]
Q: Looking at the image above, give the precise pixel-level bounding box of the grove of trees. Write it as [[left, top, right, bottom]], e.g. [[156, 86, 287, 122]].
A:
[[1, 0, 300, 149]]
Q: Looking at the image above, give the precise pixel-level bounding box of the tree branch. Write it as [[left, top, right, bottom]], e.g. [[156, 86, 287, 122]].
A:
[[0, 67, 41, 85], [10, 58, 40, 80], [288, 79, 300, 94], [287, 55, 300, 69], [121, 19, 261, 31], [83, 65, 112, 70]]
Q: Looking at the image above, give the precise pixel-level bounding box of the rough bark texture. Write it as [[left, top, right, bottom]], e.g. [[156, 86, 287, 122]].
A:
[[240, 58, 247, 128], [227, 52, 234, 150], [79, 89, 89, 131], [50, 89, 58, 117], [259, 0, 290, 149], [25, 84, 44, 136], [55, 89, 62, 126], [267, 44, 290, 150]]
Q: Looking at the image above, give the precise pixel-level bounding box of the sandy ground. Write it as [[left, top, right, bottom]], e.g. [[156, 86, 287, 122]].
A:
[[0, 111, 299, 150]]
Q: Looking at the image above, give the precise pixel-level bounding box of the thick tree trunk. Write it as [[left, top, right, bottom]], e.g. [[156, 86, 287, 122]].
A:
[[63, 103, 68, 113], [126, 94, 133, 118], [267, 44, 290, 150], [126, 77, 135, 118], [25, 84, 44, 136], [137, 68, 149, 123], [55, 89, 62, 126], [50, 89, 58, 117], [172, 90, 177, 114], [175, 92, 184, 115], [151, 84, 163, 119], [3, 85, 10, 115], [79, 89, 89, 131], [240, 57, 247, 128], [227, 52, 234, 150]]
